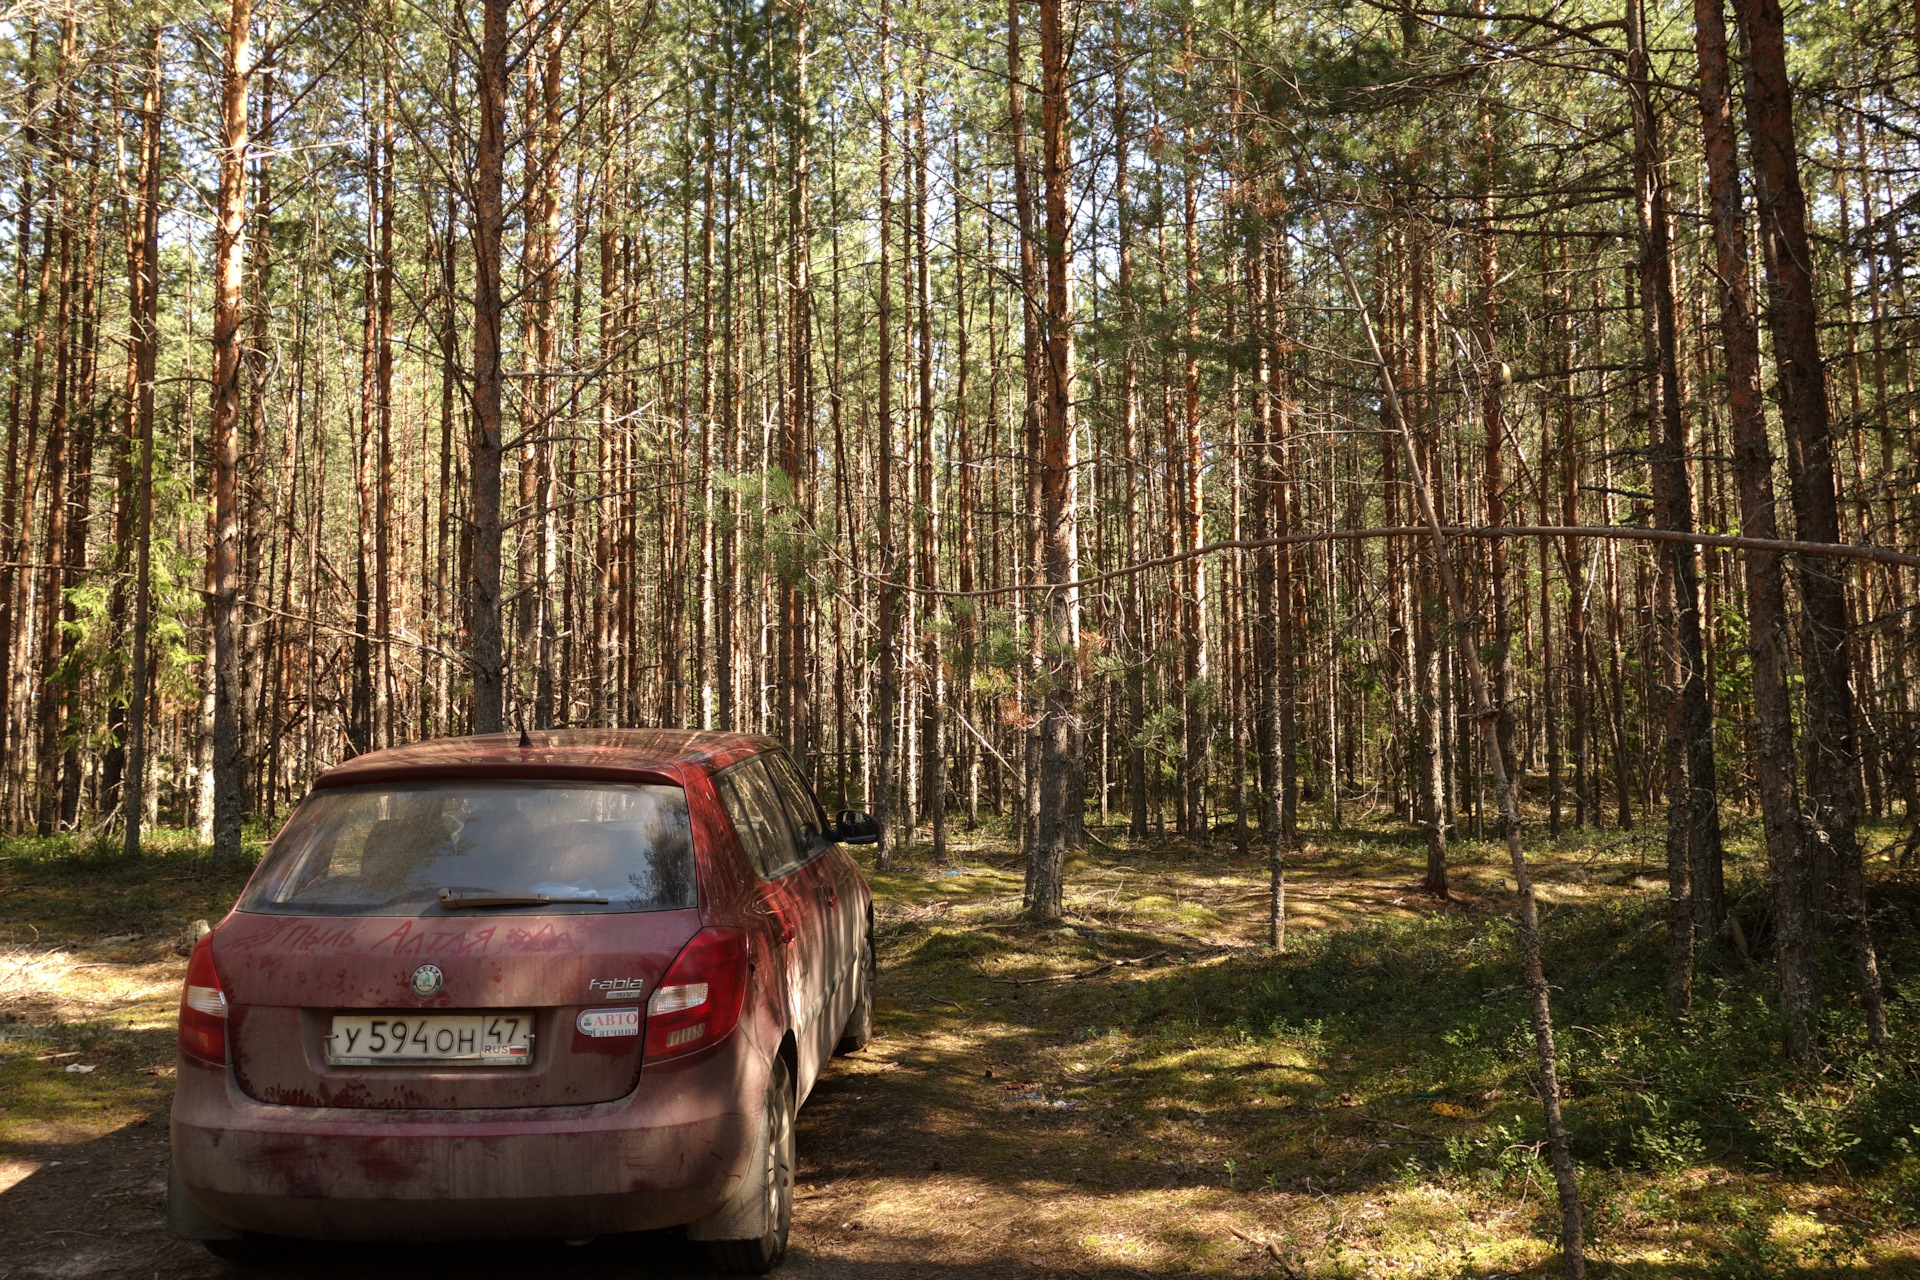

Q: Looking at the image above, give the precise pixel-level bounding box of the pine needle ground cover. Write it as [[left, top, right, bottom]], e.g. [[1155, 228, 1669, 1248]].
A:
[[0, 822, 1914, 1278]]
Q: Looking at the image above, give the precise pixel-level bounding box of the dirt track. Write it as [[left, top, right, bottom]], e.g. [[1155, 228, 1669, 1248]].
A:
[[1, 982, 1210, 1280], [0, 846, 1252, 1280]]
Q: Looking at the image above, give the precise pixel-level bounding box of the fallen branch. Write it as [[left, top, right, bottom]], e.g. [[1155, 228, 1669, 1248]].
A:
[[1226, 1225, 1305, 1278], [991, 949, 1171, 985]]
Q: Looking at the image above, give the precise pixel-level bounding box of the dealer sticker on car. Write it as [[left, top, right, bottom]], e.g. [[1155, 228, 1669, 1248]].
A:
[[576, 1007, 640, 1038]]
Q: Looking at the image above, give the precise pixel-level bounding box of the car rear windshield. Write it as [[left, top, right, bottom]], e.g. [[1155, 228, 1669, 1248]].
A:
[[240, 782, 696, 916]]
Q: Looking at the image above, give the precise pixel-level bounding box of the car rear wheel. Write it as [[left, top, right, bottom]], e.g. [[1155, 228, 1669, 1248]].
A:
[[706, 1056, 794, 1275], [834, 928, 875, 1055]]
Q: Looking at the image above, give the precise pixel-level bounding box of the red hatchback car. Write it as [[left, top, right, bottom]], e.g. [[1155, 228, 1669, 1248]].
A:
[[167, 730, 878, 1273]]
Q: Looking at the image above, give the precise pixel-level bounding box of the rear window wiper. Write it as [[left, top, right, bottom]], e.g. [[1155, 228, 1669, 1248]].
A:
[[437, 888, 610, 909]]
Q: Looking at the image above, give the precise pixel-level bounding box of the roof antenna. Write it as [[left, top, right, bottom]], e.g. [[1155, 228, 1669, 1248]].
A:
[[518, 722, 533, 749]]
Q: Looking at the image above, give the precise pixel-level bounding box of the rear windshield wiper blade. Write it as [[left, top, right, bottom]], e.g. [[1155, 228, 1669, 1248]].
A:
[[437, 888, 610, 909]]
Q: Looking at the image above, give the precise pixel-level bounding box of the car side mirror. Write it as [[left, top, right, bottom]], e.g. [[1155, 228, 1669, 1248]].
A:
[[830, 809, 881, 846]]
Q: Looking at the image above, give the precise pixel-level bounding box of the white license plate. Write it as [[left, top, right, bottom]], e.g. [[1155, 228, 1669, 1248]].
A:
[[326, 1012, 534, 1066]]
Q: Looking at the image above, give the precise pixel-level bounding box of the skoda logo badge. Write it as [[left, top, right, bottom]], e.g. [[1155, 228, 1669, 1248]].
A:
[[409, 965, 444, 999]]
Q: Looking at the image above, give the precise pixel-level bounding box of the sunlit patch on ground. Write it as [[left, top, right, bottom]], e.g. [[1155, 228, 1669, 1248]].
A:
[[1, 947, 185, 1027]]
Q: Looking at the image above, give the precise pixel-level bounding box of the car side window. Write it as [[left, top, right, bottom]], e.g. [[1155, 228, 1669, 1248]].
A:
[[713, 758, 801, 880], [764, 753, 831, 862]]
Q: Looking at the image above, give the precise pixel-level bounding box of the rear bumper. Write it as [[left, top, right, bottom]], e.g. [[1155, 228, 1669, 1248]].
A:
[[169, 1035, 764, 1242]]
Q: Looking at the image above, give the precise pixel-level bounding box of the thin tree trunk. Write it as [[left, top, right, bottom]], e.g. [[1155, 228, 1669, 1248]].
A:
[[781, 3, 814, 771], [0, 27, 38, 831], [1026, 0, 1078, 919], [1631, 0, 1721, 1014], [1338, 252, 1586, 1280], [952, 128, 977, 831], [373, 60, 397, 747], [1010, 0, 1044, 861], [33, 28, 73, 836], [1180, 72, 1208, 841], [874, 0, 898, 870], [208, 0, 252, 857], [468, 0, 510, 734], [912, 54, 944, 862]]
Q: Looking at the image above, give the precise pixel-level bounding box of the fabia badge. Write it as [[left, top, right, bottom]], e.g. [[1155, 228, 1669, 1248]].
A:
[[409, 964, 444, 999]]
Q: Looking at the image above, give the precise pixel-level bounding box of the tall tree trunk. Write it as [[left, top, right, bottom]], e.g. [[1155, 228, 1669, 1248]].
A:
[[208, 0, 252, 857], [1697, 0, 1816, 1055], [952, 128, 977, 831], [1010, 0, 1044, 860], [468, 0, 510, 734], [122, 25, 162, 847], [873, 0, 898, 870], [785, 3, 814, 775], [374, 61, 397, 746], [0, 27, 37, 832], [523, 14, 562, 729], [1736, 0, 1886, 1047], [62, 130, 100, 828], [1025, 0, 1078, 918], [1112, 12, 1147, 842], [1180, 78, 1208, 842], [1409, 218, 1447, 895], [697, 91, 717, 731], [912, 52, 944, 862], [1475, 146, 1514, 791], [1556, 243, 1592, 829], [1631, 0, 1722, 1014], [33, 25, 73, 835]]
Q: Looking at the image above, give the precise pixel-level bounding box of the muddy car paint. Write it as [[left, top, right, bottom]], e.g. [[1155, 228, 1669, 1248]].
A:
[[168, 729, 873, 1245]]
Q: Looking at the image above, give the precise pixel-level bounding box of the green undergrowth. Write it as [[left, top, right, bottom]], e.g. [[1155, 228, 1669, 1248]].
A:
[[1230, 880, 1920, 1181], [868, 815, 1920, 1275], [0, 828, 263, 947]]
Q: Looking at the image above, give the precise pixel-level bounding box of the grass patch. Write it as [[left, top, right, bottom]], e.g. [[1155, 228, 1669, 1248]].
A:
[[842, 811, 1920, 1276]]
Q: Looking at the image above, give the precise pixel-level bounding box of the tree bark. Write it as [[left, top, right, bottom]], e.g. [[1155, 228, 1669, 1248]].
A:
[[1697, 0, 1816, 1055], [912, 53, 944, 861], [209, 0, 252, 856], [33, 31, 72, 837], [874, 0, 898, 870], [468, 0, 510, 734], [1630, 0, 1722, 1015], [786, 3, 815, 775], [1736, 0, 1886, 1047], [118, 25, 161, 855], [1180, 75, 1209, 842], [1025, 0, 1079, 919]]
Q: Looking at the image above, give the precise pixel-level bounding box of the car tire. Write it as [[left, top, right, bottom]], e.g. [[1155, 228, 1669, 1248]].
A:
[[706, 1056, 795, 1275], [834, 928, 875, 1055]]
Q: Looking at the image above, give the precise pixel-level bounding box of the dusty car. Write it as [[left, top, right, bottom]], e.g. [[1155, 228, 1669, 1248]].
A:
[[167, 729, 878, 1273]]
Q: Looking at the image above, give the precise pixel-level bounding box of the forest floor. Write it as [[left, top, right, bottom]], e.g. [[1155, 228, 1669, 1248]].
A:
[[0, 809, 1915, 1279]]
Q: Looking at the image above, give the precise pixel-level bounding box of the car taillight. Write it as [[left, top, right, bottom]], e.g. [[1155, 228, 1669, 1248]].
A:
[[645, 928, 748, 1063], [178, 933, 228, 1067]]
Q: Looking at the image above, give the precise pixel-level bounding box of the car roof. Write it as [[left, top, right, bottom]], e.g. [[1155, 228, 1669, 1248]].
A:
[[309, 728, 779, 791]]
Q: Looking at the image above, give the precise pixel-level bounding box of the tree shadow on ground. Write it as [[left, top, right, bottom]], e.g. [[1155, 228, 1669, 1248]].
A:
[[0, 1101, 1246, 1280]]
